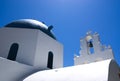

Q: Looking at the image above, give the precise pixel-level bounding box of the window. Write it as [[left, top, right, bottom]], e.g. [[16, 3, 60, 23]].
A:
[[47, 51, 54, 69], [7, 43, 19, 61]]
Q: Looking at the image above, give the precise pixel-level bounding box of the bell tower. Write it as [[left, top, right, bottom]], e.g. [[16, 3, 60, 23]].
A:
[[74, 31, 114, 65]]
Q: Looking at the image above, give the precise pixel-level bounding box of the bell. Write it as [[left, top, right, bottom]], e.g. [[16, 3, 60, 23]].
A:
[[88, 41, 93, 47]]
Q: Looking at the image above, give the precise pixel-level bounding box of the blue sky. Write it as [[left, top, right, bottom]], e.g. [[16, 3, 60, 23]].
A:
[[0, 0, 120, 67]]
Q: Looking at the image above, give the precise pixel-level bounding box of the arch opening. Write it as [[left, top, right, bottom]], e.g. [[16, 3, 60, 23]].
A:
[[7, 43, 19, 61]]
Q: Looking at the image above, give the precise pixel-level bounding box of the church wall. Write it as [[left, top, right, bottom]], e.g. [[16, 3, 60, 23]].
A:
[[0, 57, 36, 81], [34, 30, 63, 69], [0, 28, 39, 65]]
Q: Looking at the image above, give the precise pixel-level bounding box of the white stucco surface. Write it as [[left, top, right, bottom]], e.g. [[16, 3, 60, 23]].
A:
[[0, 57, 37, 81], [0, 28, 39, 65], [0, 27, 63, 69], [34, 30, 63, 68], [23, 59, 120, 81]]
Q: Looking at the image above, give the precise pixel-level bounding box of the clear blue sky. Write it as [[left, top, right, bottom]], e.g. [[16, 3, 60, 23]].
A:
[[0, 0, 120, 67]]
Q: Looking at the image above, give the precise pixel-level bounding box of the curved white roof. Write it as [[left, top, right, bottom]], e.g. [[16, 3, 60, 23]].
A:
[[23, 59, 120, 81]]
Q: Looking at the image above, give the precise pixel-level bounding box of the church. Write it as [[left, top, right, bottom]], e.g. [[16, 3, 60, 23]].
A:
[[0, 19, 119, 81]]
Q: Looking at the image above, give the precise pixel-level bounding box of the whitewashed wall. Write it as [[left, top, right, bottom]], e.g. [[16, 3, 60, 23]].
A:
[[34, 30, 63, 68], [0, 28, 38, 65], [0, 27, 63, 69], [0, 57, 37, 81]]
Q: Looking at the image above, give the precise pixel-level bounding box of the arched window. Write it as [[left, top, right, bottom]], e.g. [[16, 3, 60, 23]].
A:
[[7, 43, 19, 61], [47, 51, 54, 69]]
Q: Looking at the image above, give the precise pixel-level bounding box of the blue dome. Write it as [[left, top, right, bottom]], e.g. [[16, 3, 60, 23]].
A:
[[5, 19, 56, 40]]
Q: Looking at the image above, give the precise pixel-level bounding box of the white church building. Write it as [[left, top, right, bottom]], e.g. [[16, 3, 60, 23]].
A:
[[0, 19, 119, 81]]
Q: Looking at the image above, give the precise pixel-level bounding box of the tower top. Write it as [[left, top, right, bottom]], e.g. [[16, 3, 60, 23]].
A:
[[74, 31, 114, 65]]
